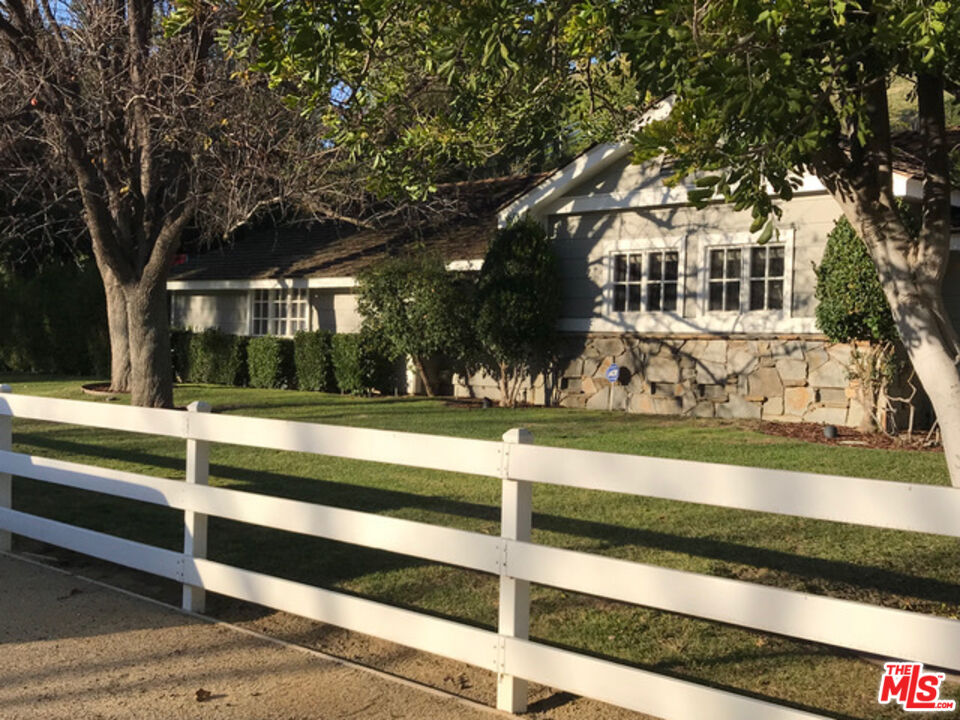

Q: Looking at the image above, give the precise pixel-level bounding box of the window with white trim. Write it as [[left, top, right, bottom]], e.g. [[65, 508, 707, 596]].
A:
[[707, 247, 742, 312], [748, 245, 785, 310], [251, 288, 308, 336], [707, 243, 785, 313], [610, 249, 680, 313]]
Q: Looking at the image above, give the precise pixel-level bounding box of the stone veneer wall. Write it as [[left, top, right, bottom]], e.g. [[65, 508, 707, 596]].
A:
[[454, 334, 871, 427]]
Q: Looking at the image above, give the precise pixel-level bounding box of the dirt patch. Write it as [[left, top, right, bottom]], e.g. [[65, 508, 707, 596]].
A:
[[80, 382, 125, 397], [0, 554, 505, 720], [758, 421, 942, 452], [11, 544, 656, 720]]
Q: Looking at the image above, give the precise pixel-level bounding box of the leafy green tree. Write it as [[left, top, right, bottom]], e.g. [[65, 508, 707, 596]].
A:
[[474, 219, 561, 407], [356, 254, 471, 396]]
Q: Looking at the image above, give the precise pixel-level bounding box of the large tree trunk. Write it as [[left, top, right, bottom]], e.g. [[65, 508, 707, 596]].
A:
[[125, 282, 174, 408], [846, 209, 960, 485], [889, 292, 960, 480], [103, 267, 131, 393]]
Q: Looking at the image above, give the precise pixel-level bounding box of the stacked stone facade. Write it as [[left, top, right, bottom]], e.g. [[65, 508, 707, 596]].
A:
[[455, 334, 873, 427]]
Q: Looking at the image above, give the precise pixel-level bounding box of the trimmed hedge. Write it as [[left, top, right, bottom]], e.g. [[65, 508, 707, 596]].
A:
[[248, 335, 295, 389], [187, 329, 248, 386], [294, 330, 334, 391], [167, 328, 392, 394], [331, 331, 394, 395], [0, 263, 109, 376]]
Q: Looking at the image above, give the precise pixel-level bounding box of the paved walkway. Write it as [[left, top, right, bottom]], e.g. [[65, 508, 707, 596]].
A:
[[0, 554, 502, 720]]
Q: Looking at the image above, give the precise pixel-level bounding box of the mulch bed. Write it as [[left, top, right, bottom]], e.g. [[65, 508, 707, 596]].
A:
[[759, 420, 942, 452]]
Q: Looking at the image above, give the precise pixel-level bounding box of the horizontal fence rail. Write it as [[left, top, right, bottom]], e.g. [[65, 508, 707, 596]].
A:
[[1, 389, 958, 720]]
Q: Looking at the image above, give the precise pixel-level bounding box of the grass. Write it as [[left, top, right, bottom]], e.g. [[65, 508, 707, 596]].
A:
[[3, 373, 958, 719]]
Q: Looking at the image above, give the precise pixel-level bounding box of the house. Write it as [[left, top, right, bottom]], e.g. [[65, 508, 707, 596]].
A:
[[168, 131, 960, 427], [168, 175, 542, 338], [460, 124, 960, 426]]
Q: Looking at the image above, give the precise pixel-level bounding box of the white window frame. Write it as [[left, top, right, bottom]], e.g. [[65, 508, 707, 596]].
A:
[[248, 287, 311, 337], [603, 236, 687, 323], [698, 228, 795, 322]]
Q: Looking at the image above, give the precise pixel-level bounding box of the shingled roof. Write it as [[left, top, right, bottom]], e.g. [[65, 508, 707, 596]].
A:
[[890, 128, 960, 178], [170, 173, 545, 282]]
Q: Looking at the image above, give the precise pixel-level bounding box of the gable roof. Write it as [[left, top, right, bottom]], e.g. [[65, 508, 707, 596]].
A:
[[169, 174, 545, 284], [497, 98, 675, 225], [499, 116, 960, 225]]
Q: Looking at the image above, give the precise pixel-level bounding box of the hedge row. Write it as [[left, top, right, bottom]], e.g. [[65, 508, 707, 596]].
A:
[[0, 264, 110, 376], [171, 328, 396, 394]]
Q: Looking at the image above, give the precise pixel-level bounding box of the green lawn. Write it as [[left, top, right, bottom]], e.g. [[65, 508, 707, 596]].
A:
[[3, 374, 957, 719]]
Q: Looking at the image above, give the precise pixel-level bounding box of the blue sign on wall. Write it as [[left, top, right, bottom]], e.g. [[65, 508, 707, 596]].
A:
[[605, 363, 620, 383]]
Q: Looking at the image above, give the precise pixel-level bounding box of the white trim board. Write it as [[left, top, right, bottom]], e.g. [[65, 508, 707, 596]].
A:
[[559, 314, 819, 335], [497, 98, 675, 226], [167, 278, 357, 291], [167, 260, 484, 292]]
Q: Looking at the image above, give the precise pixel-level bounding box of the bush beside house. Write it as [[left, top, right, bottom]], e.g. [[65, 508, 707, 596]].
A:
[[186, 329, 249, 386], [294, 330, 334, 392], [814, 215, 914, 431], [331, 331, 396, 395], [248, 336, 296, 389], [167, 328, 394, 395]]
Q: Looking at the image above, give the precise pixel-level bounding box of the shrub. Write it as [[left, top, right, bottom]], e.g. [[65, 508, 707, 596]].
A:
[[814, 216, 897, 345], [248, 335, 295, 389], [814, 215, 904, 431], [474, 217, 562, 406], [331, 331, 394, 395], [188, 329, 248, 386], [0, 263, 108, 375], [356, 254, 472, 396], [294, 330, 334, 391]]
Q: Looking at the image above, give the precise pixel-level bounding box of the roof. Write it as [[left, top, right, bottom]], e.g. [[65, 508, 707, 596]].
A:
[[499, 120, 960, 226], [890, 128, 960, 178], [170, 174, 545, 282]]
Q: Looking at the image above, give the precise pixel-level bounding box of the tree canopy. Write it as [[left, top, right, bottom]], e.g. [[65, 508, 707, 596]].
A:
[[219, 0, 960, 479]]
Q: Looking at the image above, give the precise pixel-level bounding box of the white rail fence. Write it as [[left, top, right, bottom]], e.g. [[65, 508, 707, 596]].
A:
[[1, 386, 960, 720]]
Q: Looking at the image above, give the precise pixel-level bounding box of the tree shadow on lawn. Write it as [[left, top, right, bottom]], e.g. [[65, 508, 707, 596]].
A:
[[14, 434, 960, 612]]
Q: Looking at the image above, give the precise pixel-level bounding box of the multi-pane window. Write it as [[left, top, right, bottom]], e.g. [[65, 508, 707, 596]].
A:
[[647, 251, 679, 312], [251, 288, 308, 336], [748, 246, 785, 310], [611, 250, 679, 313], [612, 253, 643, 312], [252, 290, 271, 335], [708, 244, 786, 312], [708, 248, 742, 312]]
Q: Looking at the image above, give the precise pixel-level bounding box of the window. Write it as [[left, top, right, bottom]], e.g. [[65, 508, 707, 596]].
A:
[[251, 288, 309, 336], [708, 243, 786, 313], [708, 247, 742, 312], [611, 250, 679, 313], [748, 245, 785, 310]]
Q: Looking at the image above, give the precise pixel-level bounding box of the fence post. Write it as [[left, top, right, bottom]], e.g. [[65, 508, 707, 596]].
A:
[[0, 385, 11, 553], [183, 400, 211, 612], [497, 427, 533, 713]]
